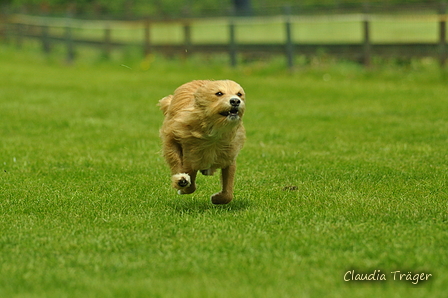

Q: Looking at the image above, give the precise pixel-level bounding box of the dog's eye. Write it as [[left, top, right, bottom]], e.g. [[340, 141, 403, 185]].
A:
[[237, 92, 243, 97], [215, 92, 224, 96]]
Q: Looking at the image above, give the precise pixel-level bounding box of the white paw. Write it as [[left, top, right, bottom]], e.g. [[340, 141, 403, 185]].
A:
[[172, 173, 191, 189]]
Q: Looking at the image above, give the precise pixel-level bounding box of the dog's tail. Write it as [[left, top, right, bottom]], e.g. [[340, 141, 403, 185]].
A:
[[158, 95, 173, 116]]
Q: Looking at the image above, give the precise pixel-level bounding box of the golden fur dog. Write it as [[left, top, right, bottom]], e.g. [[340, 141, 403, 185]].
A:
[[158, 80, 246, 204]]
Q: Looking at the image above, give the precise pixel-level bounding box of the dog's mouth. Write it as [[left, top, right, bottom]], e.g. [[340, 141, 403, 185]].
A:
[[219, 107, 239, 117]]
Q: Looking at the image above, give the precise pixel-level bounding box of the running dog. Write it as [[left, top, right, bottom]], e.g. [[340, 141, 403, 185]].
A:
[[158, 80, 246, 204]]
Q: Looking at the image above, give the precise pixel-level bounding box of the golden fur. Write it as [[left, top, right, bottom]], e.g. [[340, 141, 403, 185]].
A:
[[158, 80, 246, 204]]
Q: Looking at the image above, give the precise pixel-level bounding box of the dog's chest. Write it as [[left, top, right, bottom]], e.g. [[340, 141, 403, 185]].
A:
[[185, 138, 234, 170]]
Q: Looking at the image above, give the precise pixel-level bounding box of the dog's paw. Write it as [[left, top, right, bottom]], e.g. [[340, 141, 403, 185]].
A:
[[172, 173, 191, 189], [211, 192, 233, 204], [200, 169, 216, 176], [178, 177, 190, 187]]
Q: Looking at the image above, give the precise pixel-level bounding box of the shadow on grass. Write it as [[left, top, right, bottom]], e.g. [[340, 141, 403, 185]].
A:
[[165, 195, 253, 215]]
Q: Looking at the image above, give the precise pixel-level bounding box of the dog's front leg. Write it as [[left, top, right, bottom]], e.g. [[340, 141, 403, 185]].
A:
[[163, 139, 197, 194], [172, 170, 197, 195], [211, 162, 236, 204]]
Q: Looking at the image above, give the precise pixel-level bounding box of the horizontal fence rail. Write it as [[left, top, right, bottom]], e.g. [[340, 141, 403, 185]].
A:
[[1, 12, 447, 68]]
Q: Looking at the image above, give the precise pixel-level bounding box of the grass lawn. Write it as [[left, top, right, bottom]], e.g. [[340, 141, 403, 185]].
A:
[[0, 45, 447, 297]]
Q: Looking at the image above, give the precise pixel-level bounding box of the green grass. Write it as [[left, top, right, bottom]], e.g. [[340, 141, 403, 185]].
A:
[[1, 45, 448, 298]]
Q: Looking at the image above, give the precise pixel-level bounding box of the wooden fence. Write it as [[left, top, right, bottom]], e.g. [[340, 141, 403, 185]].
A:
[[1, 12, 447, 68]]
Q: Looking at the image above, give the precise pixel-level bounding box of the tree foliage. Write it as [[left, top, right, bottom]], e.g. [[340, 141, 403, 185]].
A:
[[2, 0, 444, 17]]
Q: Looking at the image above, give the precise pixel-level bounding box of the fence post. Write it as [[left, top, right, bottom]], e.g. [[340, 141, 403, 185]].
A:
[[363, 3, 371, 67], [183, 22, 192, 58], [40, 6, 51, 54], [0, 14, 7, 43], [65, 15, 75, 63], [284, 6, 294, 70], [104, 24, 111, 59], [143, 18, 151, 56], [0, 13, 4, 41], [229, 18, 237, 67], [439, 1, 447, 67], [15, 23, 23, 48], [41, 24, 51, 54]]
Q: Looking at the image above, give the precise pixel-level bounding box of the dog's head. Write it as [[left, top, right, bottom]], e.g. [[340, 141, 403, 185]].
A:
[[194, 80, 246, 125]]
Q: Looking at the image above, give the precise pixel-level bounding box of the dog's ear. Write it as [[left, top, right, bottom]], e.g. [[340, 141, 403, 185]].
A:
[[193, 81, 213, 107]]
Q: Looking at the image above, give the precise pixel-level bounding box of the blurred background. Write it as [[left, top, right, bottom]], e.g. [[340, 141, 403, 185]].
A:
[[0, 0, 447, 68]]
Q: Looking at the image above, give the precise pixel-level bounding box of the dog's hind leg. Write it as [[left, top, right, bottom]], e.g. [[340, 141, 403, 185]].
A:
[[211, 162, 236, 204]]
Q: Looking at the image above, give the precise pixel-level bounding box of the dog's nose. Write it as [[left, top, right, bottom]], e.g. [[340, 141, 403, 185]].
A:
[[230, 98, 241, 106]]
